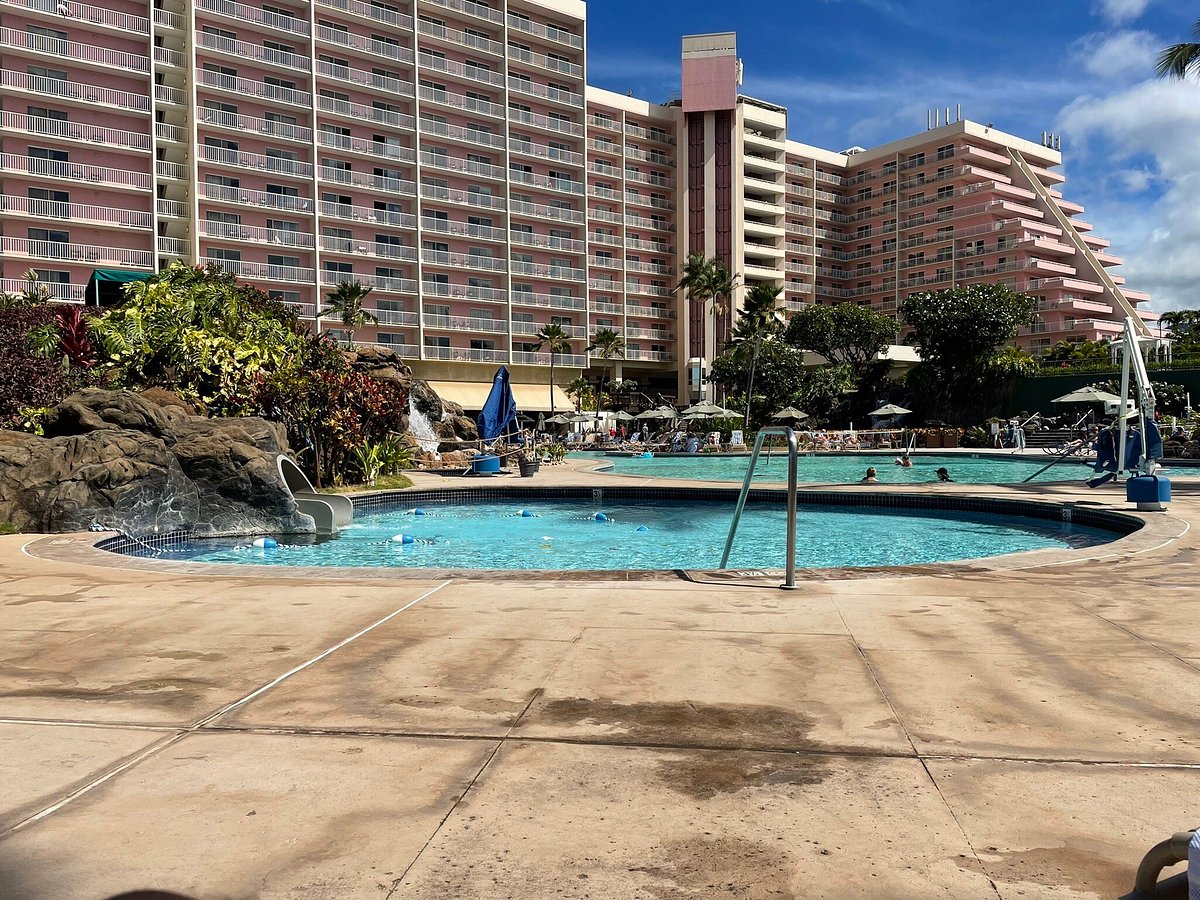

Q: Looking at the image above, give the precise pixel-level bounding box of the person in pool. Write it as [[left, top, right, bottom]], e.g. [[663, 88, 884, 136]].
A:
[[894, 454, 913, 467], [860, 466, 879, 483], [936, 467, 954, 482]]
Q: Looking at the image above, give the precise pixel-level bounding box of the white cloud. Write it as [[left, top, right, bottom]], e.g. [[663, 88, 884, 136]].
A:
[[1092, 0, 1151, 25], [1058, 79, 1200, 311], [1073, 29, 1160, 80]]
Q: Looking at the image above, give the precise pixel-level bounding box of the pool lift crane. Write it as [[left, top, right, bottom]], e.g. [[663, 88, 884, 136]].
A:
[[1096, 315, 1170, 511]]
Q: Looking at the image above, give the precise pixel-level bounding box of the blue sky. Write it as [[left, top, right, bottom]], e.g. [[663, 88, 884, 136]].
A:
[[585, 0, 1200, 312]]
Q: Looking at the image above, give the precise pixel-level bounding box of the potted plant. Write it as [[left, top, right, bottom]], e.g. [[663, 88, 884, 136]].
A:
[[517, 446, 540, 477]]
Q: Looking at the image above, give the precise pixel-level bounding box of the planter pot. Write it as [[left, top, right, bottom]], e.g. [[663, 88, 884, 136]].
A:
[[942, 432, 960, 449], [925, 433, 943, 448], [518, 458, 540, 478]]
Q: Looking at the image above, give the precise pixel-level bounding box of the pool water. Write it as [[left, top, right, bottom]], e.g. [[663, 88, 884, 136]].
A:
[[144, 499, 1115, 571], [594, 452, 1092, 484]]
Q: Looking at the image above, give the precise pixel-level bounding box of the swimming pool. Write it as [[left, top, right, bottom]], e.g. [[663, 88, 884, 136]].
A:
[[116, 496, 1118, 572], [594, 452, 1091, 485]]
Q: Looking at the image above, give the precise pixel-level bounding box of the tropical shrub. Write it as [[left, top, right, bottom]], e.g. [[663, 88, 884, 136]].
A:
[[0, 306, 87, 430]]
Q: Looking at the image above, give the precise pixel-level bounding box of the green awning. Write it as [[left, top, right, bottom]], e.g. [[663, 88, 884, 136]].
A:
[[86, 268, 154, 306]]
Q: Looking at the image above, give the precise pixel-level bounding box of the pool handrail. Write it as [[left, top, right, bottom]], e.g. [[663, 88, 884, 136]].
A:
[[719, 426, 798, 589]]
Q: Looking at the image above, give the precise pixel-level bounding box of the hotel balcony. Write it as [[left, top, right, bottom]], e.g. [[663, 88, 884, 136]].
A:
[[625, 326, 673, 340], [196, 31, 311, 74], [626, 304, 675, 319], [323, 271, 417, 294], [415, 18, 503, 57], [511, 231, 586, 254], [0, 278, 87, 303], [0, 69, 150, 115], [511, 199, 584, 225], [510, 169, 583, 196], [508, 77, 583, 109], [506, 12, 583, 49], [324, 167, 416, 197], [423, 282, 508, 304], [588, 256, 621, 271], [195, 0, 310, 34], [317, 96, 414, 131], [624, 213, 673, 232], [507, 43, 583, 79], [624, 169, 673, 189], [317, 60, 415, 97], [1, 194, 151, 229], [205, 258, 316, 284], [424, 313, 508, 334], [418, 118, 505, 149], [420, 183, 504, 210], [0, 152, 151, 190], [421, 216, 506, 243], [417, 50, 505, 88], [624, 349, 673, 363], [201, 221, 315, 249], [158, 236, 186, 257], [315, 24, 414, 65], [1, 236, 152, 268], [199, 145, 313, 180], [624, 259, 673, 276], [418, 85, 506, 119], [321, 201, 413, 229], [511, 320, 586, 338], [425, 345, 509, 364], [587, 114, 622, 133], [198, 69, 311, 107], [0, 27, 149, 75], [4, 0, 149, 34], [198, 109, 311, 144], [202, 183, 314, 214], [509, 260, 585, 282], [422, 249, 507, 272], [0, 110, 150, 153], [625, 282, 671, 297], [314, 0, 414, 31], [421, 151, 505, 181], [623, 145, 674, 167], [508, 108, 584, 139], [590, 299, 622, 315], [373, 307, 419, 326], [625, 192, 673, 211], [511, 291, 586, 311], [511, 350, 587, 367], [317, 131, 415, 164]]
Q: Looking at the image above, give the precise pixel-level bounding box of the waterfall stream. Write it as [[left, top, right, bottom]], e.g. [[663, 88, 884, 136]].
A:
[[408, 396, 441, 455]]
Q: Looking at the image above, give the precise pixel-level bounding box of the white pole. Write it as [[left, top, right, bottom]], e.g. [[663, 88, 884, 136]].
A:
[[1117, 338, 1131, 478]]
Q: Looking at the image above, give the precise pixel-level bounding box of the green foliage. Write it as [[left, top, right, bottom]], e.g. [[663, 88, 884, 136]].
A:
[[532, 323, 573, 414], [91, 263, 341, 415], [1092, 379, 1189, 416], [676, 254, 736, 316], [376, 434, 415, 474], [900, 284, 1038, 423], [1156, 19, 1200, 80], [710, 340, 853, 426], [323, 281, 378, 329], [1039, 339, 1113, 365], [784, 302, 899, 376], [587, 326, 625, 416], [0, 522, 18, 536], [254, 368, 408, 488], [0, 270, 52, 309], [1161, 309, 1200, 355], [0, 305, 88, 430], [352, 441, 384, 486]]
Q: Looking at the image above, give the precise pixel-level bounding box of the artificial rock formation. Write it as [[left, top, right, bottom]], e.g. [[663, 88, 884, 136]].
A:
[[0, 389, 314, 537]]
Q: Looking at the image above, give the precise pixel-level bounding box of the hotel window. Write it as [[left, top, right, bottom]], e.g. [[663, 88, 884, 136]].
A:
[[470, 339, 495, 351], [936, 143, 954, 160], [425, 335, 451, 349], [322, 260, 351, 275], [319, 54, 349, 76], [209, 248, 241, 262], [883, 160, 897, 174], [906, 152, 925, 168], [937, 185, 954, 200]]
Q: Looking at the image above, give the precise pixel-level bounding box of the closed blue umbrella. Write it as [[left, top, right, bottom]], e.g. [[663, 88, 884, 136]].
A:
[[476, 366, 519, 441]]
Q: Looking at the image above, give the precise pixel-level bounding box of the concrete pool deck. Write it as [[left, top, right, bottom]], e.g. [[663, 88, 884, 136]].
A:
[[2, 462, 1199, 898]]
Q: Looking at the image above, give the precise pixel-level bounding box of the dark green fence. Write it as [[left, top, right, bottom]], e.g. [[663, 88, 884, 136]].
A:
[[1012, 368, 1200, 414]]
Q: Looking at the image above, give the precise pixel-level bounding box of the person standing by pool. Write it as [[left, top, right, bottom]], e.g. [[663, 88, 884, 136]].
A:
[[861, 466, 878, 483]]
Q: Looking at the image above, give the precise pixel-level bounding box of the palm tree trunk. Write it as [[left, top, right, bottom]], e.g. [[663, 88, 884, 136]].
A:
[[744, 338, 760, 431], [549, 354, 556, 415]]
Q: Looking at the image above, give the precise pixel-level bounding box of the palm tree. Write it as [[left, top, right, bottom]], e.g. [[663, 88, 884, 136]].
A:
[[531, 322, 572, 414], [323, 281, 378, 335], [586, 326, 625, 430], [676, 253, 737, 343], [1156, 18, 1200, 80], [727, 283, 787, 430]]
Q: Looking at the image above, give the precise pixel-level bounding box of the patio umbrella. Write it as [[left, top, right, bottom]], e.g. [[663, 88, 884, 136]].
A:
[[681, 402, 738, 417], [612, 411, 636, 421], [771, 406, 810, 422], [567, 412, 594, 423], [634, 406, 676, 420], [869, 403, 912, 417], [544, 414, 571, 425], [1051, 386, 1122, 405]]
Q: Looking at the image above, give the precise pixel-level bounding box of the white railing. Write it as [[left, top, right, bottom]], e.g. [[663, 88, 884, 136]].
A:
[[625, 327, 673, 339], [420, 151, 504, 180], [153, 46, 184, 67], [322, 166, 416, 195], [424, 0, 503, 23], [0, 69, 150, 112], [323, 271, 417, 293], [420, 217, 506, 242], [625, 349, 672, 362], [422, 249, 506, 272], [322, 201, 414, 228], [510, 169, 583, 195], [315, 0, 413, 30], [195, 0, 309, 32], [511, 138, 582, 166], [1, 236, 152, 267], [200, 144, 312, 178], [155, 84, 184, 105], [156, 159, 184, 179], [587, 115, 621, 132], [511, 231, 586, 253], [423, 314, 507, 333], [315, 24, 414, 62], [373, 308, 418, 326], [510, 291, 585, 310], [0, 193, 151, 227], [205, 183, 315, 212], [316, 60, 414, 96], [198, 69, 310, 107], [424, 345, 509, 363], [155, 121, 183, 142], [623, 121, 675, 145], [321, 236, 416, 260], [316, 95, 414, 129], [625, 282, 671, 297], [10, 0, 149, 33], [507, 43, 582, 78], [200, 108, 311, 143], [0, 152, 150, 188], [205, 258, 316, 283], [423, 281, 507, 303], [0, 26, 148, 71], [511, 350, 586, 367], [196, 31, 310, 71], [157, 198, 185, 217], [421, 183, 505, 210], [419, 85, 505, 118], [508, 76, 583, 108], [0, 278, 87, 302], [416, 18, 502, 55], [508, 107, 583, 137], [318, 130, 414, 162], [510, 199, 583, 224], [626, 304, 675, 319], [0, 110, 150, 151], [418, 117, 504, 148], [510, 320, 585, 337], [158, 236, 185, 254], [202, 220, 315, 248], [506, 13, 582, 49], [417, 50, 504, 87], [509, 260, 585, 281]]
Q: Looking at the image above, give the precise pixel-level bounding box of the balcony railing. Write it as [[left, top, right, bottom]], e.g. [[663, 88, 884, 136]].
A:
[[418, 118, 504, 148], [507, 43, 582, 78], [199, 144, 313, 178], [420, 216, 506, 242], [0, 69, 151, 113], [509, 260, 585, 281], [314, 0, 413, 30], [511, 291, 585, 311], [424, 0, 503, 23], [201, 108, 312, 143], [1, 236, 152, 267], [0, 26, 148, 72], [510, 199, 583, 224], [9, 0, 149, 33], [202, 220, 315, 248], [0, 278, 87, 302], [623, 121, 675, 145], [423, 314, 507, 334], [316, 60, 414, 96], [508, 107, 583, 137], [419, 85, 505, 118], [199, 69, 310, 107], [416, 50, 504, 87], [424, 345, 509, 363], [204, 183, 315, 212], [506, 13, 582, 49], [315, 24, 414, 63], [322, 166, 416, 195], [508, 76, 583, 108], [421, 183, 505, 210], [422, 249, 506, 272], [624, 349, 673, 363], [0, 110, 150, 152], [510, 169, 583, 195], [195, 0, 310, 33], [626, 304, 675, 319], [416, 18, 502, 55], [1, 193, 152, 228], [511, 139, 582, 167], [321, 236, 416, 260], [205, 258, 316, 283], [322, 200, 415, 228], [322, 271, 417, 293], [318, 130, 415, 162], [423, 281, 507, 303], [420, 151, 504, 180], [158, 236, 186, 255], [317, 95, 414, 130], [157, 198, 185, 217], [196, 31, 310, 72], [511, 350, 586, 367], [511, 231, 586, 254], [0, 152, 151, 189]]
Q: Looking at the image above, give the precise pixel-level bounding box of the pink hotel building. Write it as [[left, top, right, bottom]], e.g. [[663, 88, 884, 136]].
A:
[[0, 0, 1155, 404]]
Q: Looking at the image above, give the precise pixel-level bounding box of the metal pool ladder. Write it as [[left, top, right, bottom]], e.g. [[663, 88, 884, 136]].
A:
[[719, 426, 799, 590]]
